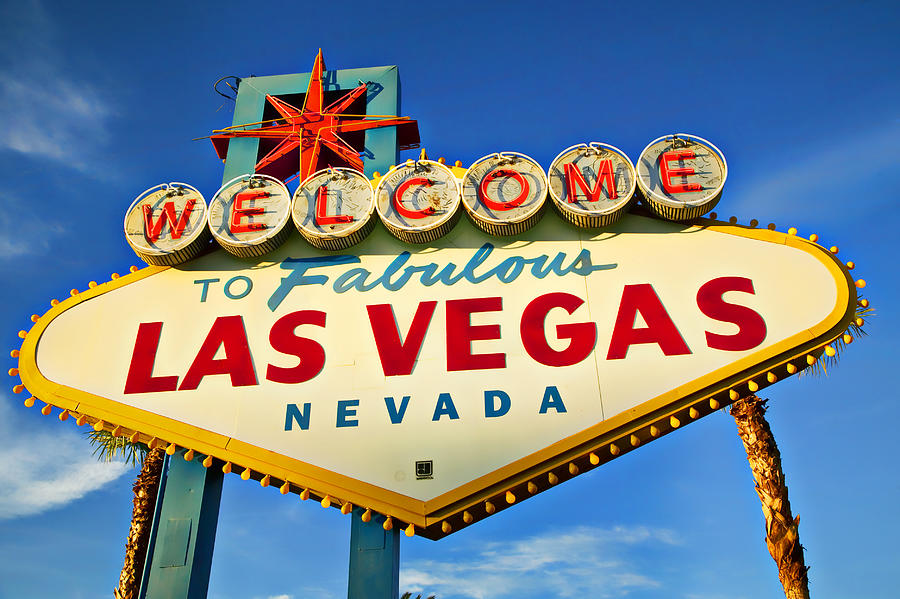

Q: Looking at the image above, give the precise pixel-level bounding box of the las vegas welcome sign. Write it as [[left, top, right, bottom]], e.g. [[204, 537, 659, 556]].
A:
[[12, 76, 860, 539]]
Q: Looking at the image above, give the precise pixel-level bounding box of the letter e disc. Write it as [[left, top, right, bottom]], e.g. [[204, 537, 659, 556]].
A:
[[124, 182, 210, 266], [548, 143, 636, 229], [375, 160, 461, 244], [636, 134, 727, 222], [462, 152, 548, 236], [209, 174, 292, 258], [292, 168, 376, 250]]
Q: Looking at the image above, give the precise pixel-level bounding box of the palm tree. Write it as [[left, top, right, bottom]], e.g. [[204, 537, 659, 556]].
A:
[[86, 430, 165, 599], [730, 298, 871, 598], [731, 395, 808, 598], [401, 593, 436, 599]]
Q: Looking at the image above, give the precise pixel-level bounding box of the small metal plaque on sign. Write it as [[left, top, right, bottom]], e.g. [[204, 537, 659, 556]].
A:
[[416, 460, 433, 480]]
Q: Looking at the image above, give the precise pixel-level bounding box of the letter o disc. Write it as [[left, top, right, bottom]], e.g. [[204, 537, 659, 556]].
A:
[[292, 168, 376, 250], [547, 143, 636, 229], [636, 134, 727, 222], [375, 160, 461, 244], [124, 182, 210, 266], [208, 174, 292, 258], [461, 152, 547, 236]]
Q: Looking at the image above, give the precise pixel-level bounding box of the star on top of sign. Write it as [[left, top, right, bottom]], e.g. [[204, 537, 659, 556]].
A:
[[210, 49, 420, 183]]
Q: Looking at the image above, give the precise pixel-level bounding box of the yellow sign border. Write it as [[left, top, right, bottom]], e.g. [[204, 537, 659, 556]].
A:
[[14, 216, 858, 539]]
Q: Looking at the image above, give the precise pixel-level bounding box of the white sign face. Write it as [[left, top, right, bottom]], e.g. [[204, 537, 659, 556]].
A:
[[20, 212, 854, 537]]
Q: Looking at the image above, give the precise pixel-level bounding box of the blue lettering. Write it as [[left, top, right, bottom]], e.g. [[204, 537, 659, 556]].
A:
[[375, 252, 413, 291], [461, 243, 496, 284], [223, 275, 253, 299], [334, 267, 374, 293], [564, 249, 607, 276], [267, 246, 614, 305], [432, 392, 460, 421], [268, 255, 360, 311], [403, 263, 437, 285], [489, 256, 525, 283], [484, 390, 511, 418], [384, 395, 411, 424], [420, 263, 464, 286], [539, 386, 567, 414], [532, 253, 567, 278], [285, 403, 311, 430], [336, 399, 360, 428], [194, 278, 219, 302]]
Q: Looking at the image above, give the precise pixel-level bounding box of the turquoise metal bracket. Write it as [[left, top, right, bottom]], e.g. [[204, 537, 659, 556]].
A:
[[222, 64, 402, 182], [348, 508, 400, 599]]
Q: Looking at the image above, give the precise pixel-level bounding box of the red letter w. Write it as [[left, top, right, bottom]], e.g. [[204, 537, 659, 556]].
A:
[[143, 199, 196, 242]]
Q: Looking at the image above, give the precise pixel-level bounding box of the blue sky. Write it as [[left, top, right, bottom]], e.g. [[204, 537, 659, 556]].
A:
[[1, 1, 898, 598]]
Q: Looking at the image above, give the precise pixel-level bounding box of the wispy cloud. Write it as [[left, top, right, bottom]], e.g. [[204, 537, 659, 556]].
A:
[[0, 205, 67, 259], [0, 77, 112, 169], [729, 121, 899, 223], [0, 1, 115, 176], [0, 397, 129, 520], [401, 525, 680, 599]]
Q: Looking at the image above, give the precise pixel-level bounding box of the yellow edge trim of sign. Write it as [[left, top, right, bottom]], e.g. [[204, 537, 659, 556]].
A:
[[14, 219, 858, 539]]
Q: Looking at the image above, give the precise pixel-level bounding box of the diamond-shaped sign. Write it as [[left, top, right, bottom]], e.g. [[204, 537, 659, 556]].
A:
[[15, 211, 856, 539]]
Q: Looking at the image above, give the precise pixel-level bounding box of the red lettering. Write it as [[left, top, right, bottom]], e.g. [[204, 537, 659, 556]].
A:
[[521, 292, 596, 367], [564, 160, 617, 203], [142, 199, 196, 243], [446, 297, 505, 371], [315, 185, 354, 225], [607, 284, 691, 359], [367, 301, 437, 376], [179, 315, 258, 390], [479, 168, 529, 210], [697, 277, 767, 351], [659, 150, 702, 194], [124, 322, 179, 394], [393, 177, 437, 220], [266, 310, 327, 383], [230, 191, 268, 233]]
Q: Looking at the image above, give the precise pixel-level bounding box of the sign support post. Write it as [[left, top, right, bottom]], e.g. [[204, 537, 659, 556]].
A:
[[139, 454, 224, 598], [348, 508, 400, 599]]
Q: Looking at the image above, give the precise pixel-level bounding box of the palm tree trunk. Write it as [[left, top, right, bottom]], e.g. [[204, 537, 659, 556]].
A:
[[731, 395, 810, 599], [114, 447, 165, 599]]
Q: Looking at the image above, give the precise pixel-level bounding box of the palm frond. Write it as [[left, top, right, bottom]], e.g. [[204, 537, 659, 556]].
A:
[[802, 297, 873, 377], [84, 430, 147, 467]]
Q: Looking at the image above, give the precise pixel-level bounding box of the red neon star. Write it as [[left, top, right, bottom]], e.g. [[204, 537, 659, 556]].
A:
[[210, 49, 420, 183]]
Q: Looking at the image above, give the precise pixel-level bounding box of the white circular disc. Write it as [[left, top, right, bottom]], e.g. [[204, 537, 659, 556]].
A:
[[375, 160, 460, 242], [209, 174, 292, 254], [461, 152, 547, 233], [292, 168, 375, 246], [124, 182, 209, 264]]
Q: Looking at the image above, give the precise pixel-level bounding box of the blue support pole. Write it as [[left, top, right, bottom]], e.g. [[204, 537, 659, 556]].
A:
[[139, 454, 223, 599], [348, 508, 400, 599]]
